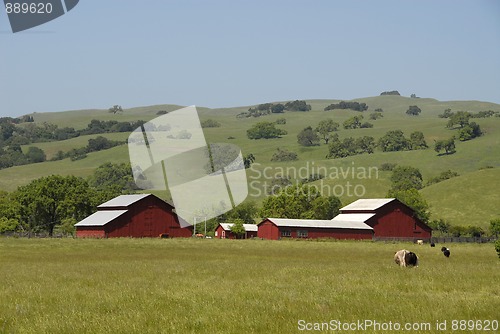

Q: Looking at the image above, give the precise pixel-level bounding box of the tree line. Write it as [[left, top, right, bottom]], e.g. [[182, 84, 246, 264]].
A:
[[324, 101, 368, 112], [237, 100, 311, 118]]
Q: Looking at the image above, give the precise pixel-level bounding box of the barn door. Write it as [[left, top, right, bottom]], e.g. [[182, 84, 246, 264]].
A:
[[144, 209, 154, 237]]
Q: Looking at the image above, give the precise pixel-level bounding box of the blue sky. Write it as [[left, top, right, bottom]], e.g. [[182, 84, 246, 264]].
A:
[[1, 0, 499, 117]]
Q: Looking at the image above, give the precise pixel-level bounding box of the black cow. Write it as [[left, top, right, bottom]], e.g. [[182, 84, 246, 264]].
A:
[[430, 242, 435, 247], [441, 247, 450, 258]]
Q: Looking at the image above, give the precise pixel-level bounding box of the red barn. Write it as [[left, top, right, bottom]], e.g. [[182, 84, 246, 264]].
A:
[[339, 198, 432, 240], [75, 194, 192, 238], [257, 218, 374, 240], [215, 223, 258, 239]]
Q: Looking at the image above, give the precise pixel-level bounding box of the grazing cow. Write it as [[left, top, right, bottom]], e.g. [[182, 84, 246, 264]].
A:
[[417, 239, 424, 245], [441, 247, 450, 258], [394, 249, 419, 267], [430, 242, 435, 247]]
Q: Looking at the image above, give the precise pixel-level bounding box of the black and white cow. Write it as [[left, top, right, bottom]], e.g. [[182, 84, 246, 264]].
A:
[[441, 246, 450, 258], [394, 249, 419, 267]]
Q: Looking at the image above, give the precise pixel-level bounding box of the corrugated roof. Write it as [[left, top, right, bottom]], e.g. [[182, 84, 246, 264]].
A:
[[74, 210, 128, 227], [264, 218, 373, 230], [219, 223, 258, 232], [340, 198, 395, 211], [98, 194, 151, 208]]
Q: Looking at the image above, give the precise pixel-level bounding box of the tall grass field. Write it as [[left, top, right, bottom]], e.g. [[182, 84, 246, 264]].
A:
[[0, 238, 498, 333]]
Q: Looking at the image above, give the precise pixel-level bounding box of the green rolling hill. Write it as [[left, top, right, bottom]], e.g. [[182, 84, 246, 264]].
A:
[[421, 168, 500, 229], [1, 95, 499, 228]]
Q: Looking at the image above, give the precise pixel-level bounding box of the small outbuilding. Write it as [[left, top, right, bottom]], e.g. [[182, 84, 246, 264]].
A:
[[75, 194, 192, 238], [215, 223, 258, 239], [257, 217, 374, 240]]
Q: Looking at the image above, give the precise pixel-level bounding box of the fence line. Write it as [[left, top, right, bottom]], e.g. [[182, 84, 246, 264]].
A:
[[373, 236, 497, 243]]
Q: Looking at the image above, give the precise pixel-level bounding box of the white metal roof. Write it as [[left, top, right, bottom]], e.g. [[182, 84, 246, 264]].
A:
[[219, 223, 258, 232], [97, 194, 151, 208], [331, 213, 375, 224], [263, 218, 373, 230], [74, 210, 128, 227], [340, 198, 395, 211]]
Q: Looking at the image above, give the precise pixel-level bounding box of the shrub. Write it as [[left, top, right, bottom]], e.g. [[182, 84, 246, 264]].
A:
[[301, 173, 324, 184], [201, 119, 221, 128], [369, 112, 383, 120], [360, 122, 373, 128], [426, 170, 459, 186], [380, 162, 397, 171], [267, 176, 292, 195], [271, 148, 298, 162], [247, 122, 287, 139], [495, 240, 500, 259]]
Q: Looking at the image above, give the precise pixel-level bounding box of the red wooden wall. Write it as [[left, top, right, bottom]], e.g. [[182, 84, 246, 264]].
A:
[[76, 227, 105, 238]]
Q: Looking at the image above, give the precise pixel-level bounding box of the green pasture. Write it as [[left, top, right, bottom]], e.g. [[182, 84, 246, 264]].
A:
[[0, 238, 498, 334]]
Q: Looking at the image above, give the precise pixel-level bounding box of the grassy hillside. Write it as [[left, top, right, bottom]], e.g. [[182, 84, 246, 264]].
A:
[[1, 96, 499, 227], [0, 238, 498, 333], [421, 168, 500, 228]]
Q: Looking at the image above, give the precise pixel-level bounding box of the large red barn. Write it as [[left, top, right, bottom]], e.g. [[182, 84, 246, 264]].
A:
[[339, 198, 432, 240], [75, 194, 192, 238]]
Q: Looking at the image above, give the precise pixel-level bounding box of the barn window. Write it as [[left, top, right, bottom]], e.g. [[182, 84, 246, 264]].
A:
[[297, 230, 308, 238], [281, 230, 291, 237]]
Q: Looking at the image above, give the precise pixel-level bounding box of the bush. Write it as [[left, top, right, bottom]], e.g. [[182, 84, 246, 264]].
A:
[[271, 148, 298, 162], [201, 119, 221, 128], [267, 176, 292, 195], [495, 240, 500, 259], [438, 109, 454, 118], [247, 122, 287, 139], [301, 173, 324, 184], [426, 170, 459, 185], [67, 147, 88, 161], [275, 118, 286, 124], [360, 122, 373, 128], [380, 162, 397, 171], [25, 146, 46, 163], [369, 112, 383, 120]]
